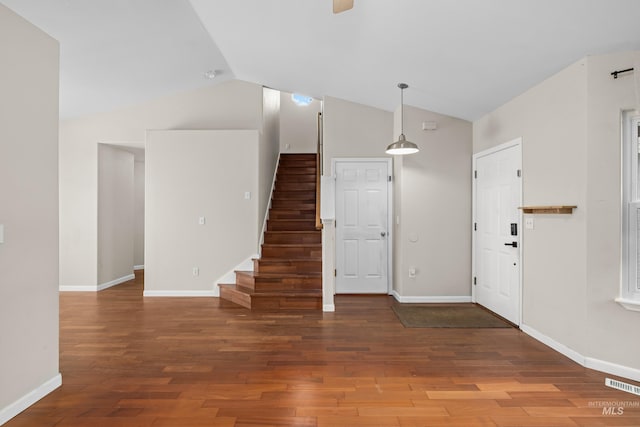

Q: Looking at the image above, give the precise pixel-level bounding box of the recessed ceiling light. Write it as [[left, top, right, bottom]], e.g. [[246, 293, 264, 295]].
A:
[[203, 70, 216, 80]]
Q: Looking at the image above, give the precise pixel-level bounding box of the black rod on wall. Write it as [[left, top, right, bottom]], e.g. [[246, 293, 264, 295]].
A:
[[611, 68, 634, 79]]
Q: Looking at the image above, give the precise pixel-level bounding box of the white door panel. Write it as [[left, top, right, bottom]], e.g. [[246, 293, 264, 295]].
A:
[[474, 142, 521, 324], [336, 161, 389, 294]]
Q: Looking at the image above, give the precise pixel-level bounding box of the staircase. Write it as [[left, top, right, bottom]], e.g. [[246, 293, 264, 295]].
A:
[[219, 153, 322, 310]]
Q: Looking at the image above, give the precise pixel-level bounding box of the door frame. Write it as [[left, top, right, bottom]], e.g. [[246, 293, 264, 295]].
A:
[[471, 138, 523, 326], [332, 158, 394, 294]]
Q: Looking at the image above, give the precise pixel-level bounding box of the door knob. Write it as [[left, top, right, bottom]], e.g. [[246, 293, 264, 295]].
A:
[[504, 241, 517, 248], [381, 231, 387, 237]]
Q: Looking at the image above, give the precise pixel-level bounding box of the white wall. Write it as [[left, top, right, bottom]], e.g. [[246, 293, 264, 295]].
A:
[[0, 4, 61, 422], [322, 96, 472, 302], [584, 51, 640, 374], [134, 160, 145, 268], [474, 59, 588, 354], [394, 105, 472, 298], [145, 130, 259, 295], [280, 92, 321, 153], [98, 144, 135, 286], [473, 55, 640, 377], [322, 96, 393, 302], [59, 80, 263, 287], [322, 96, 393, 175]]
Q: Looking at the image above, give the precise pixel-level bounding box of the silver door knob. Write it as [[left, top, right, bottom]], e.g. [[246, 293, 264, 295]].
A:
[[381, 231, 387, 237]]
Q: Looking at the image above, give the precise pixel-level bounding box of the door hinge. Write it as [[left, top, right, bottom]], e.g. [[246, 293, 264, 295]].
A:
[[474, 170, 478, 179], [474, 222, 477, 231], [334, 269, 337, 277], [517, 169, 521, 177], [388, 176, 392, 182], [473, 276, 477, 285]]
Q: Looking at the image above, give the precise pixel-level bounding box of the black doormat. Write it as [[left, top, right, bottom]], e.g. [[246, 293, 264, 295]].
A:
[[391, 304, 512, 328]]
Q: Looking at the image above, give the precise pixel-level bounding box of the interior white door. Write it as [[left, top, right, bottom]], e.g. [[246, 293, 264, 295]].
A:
[[474, 142, 521, 324], [335, 160, 389, 294]]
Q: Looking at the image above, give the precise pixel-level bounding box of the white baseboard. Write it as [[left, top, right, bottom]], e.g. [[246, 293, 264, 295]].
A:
[[521, 324, 640, 382], [143, 290, 216, 297], [59, 285, 97, 292], [60, 273, 135, 292], [211, 285, 220, 297], [0, 373, 61, 426], [520, 324, 585, 365], [214, 254, 258, 293], [323, 304, 335, 312], [259, 155, 280, 255], [97, 274, 135, 291], [391, 290, 472, 303], [134, 265, 144, 271], [586, 357, 640, 383]]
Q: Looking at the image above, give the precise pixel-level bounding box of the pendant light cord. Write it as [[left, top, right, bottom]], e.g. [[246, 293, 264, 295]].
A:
[[400, 86, 404, 135]]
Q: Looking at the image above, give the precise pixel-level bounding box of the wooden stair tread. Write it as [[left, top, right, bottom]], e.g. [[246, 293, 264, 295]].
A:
[[236, 271, 321, 279], [261, 243, 321, 247], [219, 153, 322, 310], [222, 288, 321, 298], [253, 257, 322, 262], [265, 231, 320, 234], [267, 219, 316, 222], [279, 155, 315, 158], [220, 284, 321, 298]]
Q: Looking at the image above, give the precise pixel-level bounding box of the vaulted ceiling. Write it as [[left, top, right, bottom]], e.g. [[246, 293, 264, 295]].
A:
[[3, 0, 640, 120]]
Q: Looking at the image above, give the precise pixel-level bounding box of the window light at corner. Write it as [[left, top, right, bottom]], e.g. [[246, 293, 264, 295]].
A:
[[292, 93, 313, 106]]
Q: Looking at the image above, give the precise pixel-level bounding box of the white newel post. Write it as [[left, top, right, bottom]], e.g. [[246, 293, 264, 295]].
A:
[[320, 175, 336, 311]]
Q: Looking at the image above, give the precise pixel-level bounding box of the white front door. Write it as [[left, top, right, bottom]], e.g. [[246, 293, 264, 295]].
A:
[[335, 160, 390, 294], [473, 140, 522, 324]]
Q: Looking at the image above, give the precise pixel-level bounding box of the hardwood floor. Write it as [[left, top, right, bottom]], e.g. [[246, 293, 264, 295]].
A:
[[6, 272, 640, 426]]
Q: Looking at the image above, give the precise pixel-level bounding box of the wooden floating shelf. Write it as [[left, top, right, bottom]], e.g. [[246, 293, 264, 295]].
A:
[[519, 205, 577, 214]]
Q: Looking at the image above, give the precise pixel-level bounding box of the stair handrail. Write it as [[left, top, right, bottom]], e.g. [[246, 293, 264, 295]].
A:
[[316, 112, 323, 230]]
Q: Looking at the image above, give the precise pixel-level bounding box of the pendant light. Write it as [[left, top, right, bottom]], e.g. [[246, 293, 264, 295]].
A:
[[386, 83, 419, 155]]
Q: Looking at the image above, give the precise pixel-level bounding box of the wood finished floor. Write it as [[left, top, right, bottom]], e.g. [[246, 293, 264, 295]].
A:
[[6, 272, 640, 427]]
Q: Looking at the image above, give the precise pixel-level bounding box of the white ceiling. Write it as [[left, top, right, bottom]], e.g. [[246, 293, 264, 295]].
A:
[[0, 0, 232, 119], [3, 0, 640, 121]]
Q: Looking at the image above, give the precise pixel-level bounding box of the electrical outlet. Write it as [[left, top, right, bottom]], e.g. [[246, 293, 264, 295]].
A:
[[192, 267, 199, 277], [525, 217, 534, 230]]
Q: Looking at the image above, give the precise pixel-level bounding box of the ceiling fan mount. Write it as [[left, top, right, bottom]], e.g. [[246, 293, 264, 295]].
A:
[[333, 0, 354, 14]]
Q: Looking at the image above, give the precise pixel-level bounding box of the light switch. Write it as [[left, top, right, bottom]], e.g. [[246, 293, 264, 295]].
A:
[[199, 216, 206, 225], [244, 192, 251, 200], [525, 217, 534, 230], [0, 224, 4, 244]]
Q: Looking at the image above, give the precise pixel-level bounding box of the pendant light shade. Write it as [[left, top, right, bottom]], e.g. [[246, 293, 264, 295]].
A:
[[386, 83, 419, 155], [386, 134, 419, 155]]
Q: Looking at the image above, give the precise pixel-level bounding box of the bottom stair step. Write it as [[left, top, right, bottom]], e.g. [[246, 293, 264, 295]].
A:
[[219, 284, 322, 310], [236, 271, 321, 292]]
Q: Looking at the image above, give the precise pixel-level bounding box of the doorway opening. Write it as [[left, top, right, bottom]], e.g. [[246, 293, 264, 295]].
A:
[[97, 142, 145, 292]]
